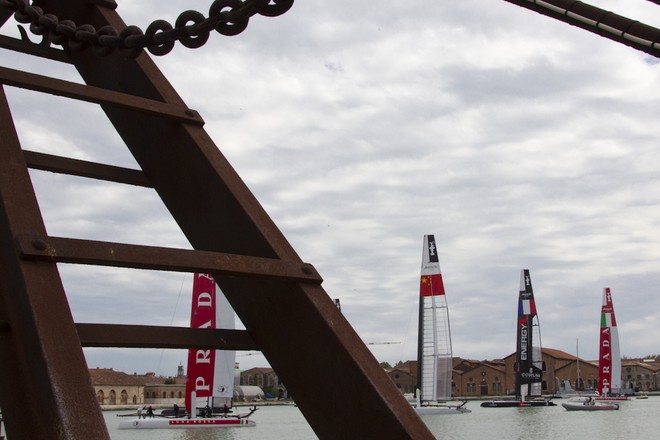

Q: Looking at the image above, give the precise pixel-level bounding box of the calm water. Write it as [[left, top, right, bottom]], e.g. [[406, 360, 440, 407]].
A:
[[50, 396, 660, 439]]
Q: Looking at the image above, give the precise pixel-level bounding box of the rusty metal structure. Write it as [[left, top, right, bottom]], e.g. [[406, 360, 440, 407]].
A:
[[0, 0, 658, 439], [0, 0, 434, 438], [505, 0, 660, 58]]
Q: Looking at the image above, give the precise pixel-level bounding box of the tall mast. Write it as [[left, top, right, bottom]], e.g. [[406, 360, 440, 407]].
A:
[[576, 339, 580, 390]]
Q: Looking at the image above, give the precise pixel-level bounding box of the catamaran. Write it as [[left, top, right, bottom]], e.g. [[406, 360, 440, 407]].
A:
[[411, 235, 470, 415], [594, 287, 629, 403], [481, 269, 555, 407], [118, 273, 256, 429]]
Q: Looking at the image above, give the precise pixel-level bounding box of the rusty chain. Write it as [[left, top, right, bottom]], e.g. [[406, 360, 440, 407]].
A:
[[0, 0, 294, 58]]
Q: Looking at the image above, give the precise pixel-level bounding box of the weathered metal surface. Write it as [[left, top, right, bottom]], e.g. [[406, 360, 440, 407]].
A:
[[23, 150, 152, 187], [77, 323, 258, 350], [35, 0, 433, 437], [16, 235, 323, 284], [0, 1, 435, 438], [2, 0, 292, 58], [0, 65, 205, 125], [504, 0, 660, 58], [0, 34, 70, 62], [0, 85, 110, 438]]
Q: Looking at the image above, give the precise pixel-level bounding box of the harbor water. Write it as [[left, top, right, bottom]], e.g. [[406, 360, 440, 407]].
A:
[[99, 397, 660, 439]]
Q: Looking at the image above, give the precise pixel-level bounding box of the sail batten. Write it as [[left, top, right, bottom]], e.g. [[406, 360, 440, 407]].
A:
[[417, 235, 453, 403]]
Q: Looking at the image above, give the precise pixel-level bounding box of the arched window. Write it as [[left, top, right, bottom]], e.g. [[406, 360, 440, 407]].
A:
[[97, 390, 104, 404], [120, 390, 128, 404], [109, 390, 116, 405]]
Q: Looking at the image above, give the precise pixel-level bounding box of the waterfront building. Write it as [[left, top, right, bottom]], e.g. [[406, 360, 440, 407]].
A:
[[89, 368, 147, 406], [240, 367, 287, 399], [622, 358, 660, 392], [386, 348, 660, 398]]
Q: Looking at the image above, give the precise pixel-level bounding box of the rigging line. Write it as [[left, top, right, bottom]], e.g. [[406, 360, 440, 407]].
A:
[[401, 290, 417, 360], [156, 272, 189, 375]]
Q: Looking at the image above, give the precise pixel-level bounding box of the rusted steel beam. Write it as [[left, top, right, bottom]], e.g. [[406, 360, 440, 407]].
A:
[[23, 150, 152, 187], [504, 0, 660, 57], [31, 1, 434, 438], [0, 85, 110, 439], [76, 323, 258, 350], [16, 235, 323, 284], [0, 34, 71, 62], [0, 65, 205, 126]]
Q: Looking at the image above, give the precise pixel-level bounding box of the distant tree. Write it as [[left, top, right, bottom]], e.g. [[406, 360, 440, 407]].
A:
[[380, 362, 392, 369], [164, 378, 176, 384]]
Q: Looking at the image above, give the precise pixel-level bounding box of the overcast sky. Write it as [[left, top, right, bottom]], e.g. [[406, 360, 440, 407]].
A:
[[1, 1, 659, 377]]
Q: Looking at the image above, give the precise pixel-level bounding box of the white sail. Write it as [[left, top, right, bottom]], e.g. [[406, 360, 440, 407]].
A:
[[417, 235, 453, 403], [212, 287, 236, 400]]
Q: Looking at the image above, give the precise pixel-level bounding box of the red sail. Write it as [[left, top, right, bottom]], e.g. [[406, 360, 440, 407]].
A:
[[184, 274, 218, 413]]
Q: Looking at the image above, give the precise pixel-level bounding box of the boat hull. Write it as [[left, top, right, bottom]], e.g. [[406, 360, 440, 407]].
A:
[[480, 399, 556, 408], [561, 401, 619, 411], [414, 405, 471, 415], [118, 417, 256, 429]]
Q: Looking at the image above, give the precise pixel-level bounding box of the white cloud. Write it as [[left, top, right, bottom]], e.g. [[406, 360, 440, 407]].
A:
[[1, 1, 659, 375]]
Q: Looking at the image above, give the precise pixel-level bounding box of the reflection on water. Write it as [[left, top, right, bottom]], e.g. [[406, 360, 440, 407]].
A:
[[105, 398, 660, 440]]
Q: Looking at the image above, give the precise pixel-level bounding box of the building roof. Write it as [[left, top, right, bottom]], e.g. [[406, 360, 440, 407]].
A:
[[89, 368, 149, 386], [88, 368, 186, 386], [622, 359, 660, 372], [503, 347, 577, 361], [242, 367, 275, 375], [542, 348, 578, 361]]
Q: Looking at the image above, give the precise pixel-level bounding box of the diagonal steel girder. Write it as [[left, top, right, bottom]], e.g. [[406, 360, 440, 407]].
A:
[[8, 1, 435, 438], [504, 0, 660, 58]]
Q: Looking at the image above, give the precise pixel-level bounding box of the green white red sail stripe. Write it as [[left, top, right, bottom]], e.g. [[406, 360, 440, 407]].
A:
[[185, 274, 236, 413], [598, 287, 621, 395], [417, 235, 452, 403]]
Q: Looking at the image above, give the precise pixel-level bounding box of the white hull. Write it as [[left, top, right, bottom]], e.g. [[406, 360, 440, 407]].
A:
[[561, 401, 619, 411], [413, 404, 471, 415], [568, 395, 629, 403], [118, 417, 256, 430]]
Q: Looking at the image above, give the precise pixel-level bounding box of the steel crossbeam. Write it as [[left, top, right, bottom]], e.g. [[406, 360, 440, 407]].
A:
[[0, 1, 435, 438]]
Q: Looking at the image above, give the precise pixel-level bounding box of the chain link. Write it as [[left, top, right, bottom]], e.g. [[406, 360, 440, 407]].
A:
[[0, 0, 294, 58]]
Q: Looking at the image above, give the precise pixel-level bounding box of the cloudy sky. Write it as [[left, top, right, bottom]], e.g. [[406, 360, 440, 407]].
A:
[[1, 1, 659, 376]]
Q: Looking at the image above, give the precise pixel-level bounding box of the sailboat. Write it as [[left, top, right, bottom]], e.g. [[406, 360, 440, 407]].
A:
[[481, 269, 555, 407], [118, 273, 257, 429], [594, 287, 629, 403], [411, 235, 470, 415]]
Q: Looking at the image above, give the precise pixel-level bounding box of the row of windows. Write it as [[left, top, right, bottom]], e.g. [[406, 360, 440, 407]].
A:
[[145, 391, 184, 399], [96, 389, 138, 405]]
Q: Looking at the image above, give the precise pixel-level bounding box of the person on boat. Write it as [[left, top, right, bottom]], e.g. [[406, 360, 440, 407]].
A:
[[204, 404, 212, 418], [173, 403, 179, 417], [137, 406, 143, 419], [147, 406, 154, 418]]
